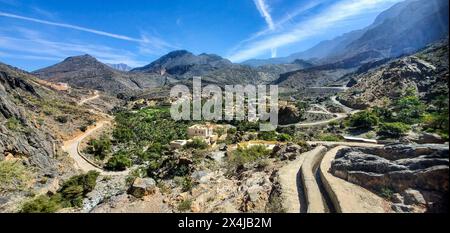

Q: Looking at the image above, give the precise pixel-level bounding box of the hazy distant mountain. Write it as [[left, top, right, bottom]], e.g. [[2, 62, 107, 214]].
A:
[[106, 63, 132, 72], [33, 54, 165, 97], [243, 0, 449, 66]]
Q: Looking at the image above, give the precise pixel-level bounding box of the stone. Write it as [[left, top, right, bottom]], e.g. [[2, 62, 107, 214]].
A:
[[402, 189, 426, 206], [392, 193, 404, 204], [190, 201, 201, 213], [129, 177, 157, 198], [270, 143, 306, 161], [331, 144, 449, 212], [416, 133, 446, 144], [391, 203, 415, 213]]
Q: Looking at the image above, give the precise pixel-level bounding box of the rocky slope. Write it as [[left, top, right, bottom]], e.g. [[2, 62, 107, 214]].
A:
[[0, 62, 103, 212], [131, 50, 233, 77], [34, 55, 166, 98], [338, 41, 449, 108]]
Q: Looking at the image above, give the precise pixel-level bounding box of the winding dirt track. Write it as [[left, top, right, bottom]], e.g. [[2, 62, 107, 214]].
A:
[[62, 121, 128, 176], [63, 92, 128, 176], [78, 91, 100, 106]]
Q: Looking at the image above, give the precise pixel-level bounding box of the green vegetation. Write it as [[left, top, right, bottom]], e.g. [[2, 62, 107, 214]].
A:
[[317, 133, 344, 142], [5, 117, 21, 131], [277, 133, 292, 142], [379, 187, 394, 200], [58, 171, 99, 207], [258, 131, 291, 141], [377, 122, 411, 138], [20, 195, 62, 213], [55, 115, 69, 123], [108, 107, 192, 175], [174, 176, 193, 192], [177, 199, 192, 212], [85, 135, 111, 160], [228, 145, 271, 171], [184, 137, 208, 150], [258, 131, 278, 141], [105, 151, 132, 171], [21, 171, 99, 213], [0, 160, 31, 194], [79, 125, 88, 132], [366, 91, 448, 140], [349, 111, 379, 129]]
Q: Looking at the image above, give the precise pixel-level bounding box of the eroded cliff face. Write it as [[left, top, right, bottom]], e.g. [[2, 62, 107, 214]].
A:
[[1, 65, 58, 172]]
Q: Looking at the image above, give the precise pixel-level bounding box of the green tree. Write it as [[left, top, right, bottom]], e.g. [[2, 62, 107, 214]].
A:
[[393, 94, 425, 124], [105, 151, 132, 171], [86, 135, 111, 160], [349, 111, 379, 129], [377, 122, 411, 138]]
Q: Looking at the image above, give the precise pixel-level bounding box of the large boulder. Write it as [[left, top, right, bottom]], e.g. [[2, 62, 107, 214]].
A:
[[330, 144, 449, 212], [271, 143, 308, 161], [416, 133, 446, 144], [129, 177, 157, 198]]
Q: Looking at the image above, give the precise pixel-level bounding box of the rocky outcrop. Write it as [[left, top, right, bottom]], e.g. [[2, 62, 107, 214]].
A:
[[82, 175, 127, 212], [1, 63, 58, 174], [128, 177, 157, 198], [278, 105, 301, 125], [330, 144, 449, 212], [271, 143, 309, 161]]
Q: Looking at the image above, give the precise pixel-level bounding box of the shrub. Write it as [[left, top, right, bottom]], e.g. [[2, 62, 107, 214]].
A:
[[177, 199, 192, 212], [86, 135, 111, 160], [349, 111, 379, 129], [5, 117, 21, 131], [184, 137, 208, 150], [59, 171, 100, 207], [228, 145, 271, 170], [258, 131, 278, 141], [277, 133, 292, 142], [79, 125, 88, 132], [21, 171, 99, 212], [0, 160, 31, 194], [317, 133, 344, 142], [20, 195, 61, 213], [377, 122, 410, 138], [105, 152, 132, 171], [175, 176, 193, 192], [379, 187, 394, 200], [392, 94, 425, 124], [55, 115, 69, 123]]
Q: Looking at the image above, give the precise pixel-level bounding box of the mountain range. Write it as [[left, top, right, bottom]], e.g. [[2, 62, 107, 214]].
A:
[[243, 0, 449, 67], [107, 63, 133, 72], [30, 0, 449, 99]]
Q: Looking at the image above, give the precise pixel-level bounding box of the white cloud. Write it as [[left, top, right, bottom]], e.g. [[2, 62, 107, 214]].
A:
[[0, 11, 175, 53], [253, 0, 275, 30], [229, 0, 402, 62], [253, 0, 277, 57], [0, 29, 148, 68]]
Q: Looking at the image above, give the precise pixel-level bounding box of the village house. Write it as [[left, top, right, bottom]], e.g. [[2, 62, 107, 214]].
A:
[[187, 123, 234, 145], [170, 140, 189, 150]]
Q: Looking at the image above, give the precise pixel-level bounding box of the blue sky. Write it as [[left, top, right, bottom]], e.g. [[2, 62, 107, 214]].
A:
[[0, 0, 403, 71]]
